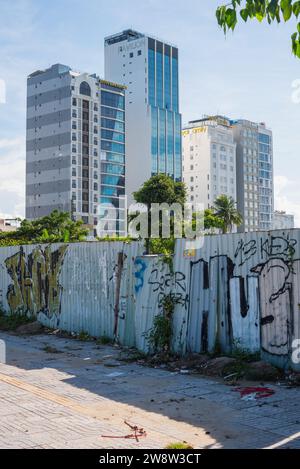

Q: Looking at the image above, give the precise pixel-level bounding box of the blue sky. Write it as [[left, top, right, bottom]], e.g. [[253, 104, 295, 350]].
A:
[[0, 0, 299, 225]]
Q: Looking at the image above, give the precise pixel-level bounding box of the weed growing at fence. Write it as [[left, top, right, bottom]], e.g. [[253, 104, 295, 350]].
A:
[[230, 340, 261, 362], [96, 336, 113, 345], [144, 292, 181, 353], [0, 305, 35, 331], [77, 331, 93, 342]]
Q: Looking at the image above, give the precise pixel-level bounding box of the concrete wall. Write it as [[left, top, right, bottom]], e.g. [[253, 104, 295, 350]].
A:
[[0, 229, 299, 370]]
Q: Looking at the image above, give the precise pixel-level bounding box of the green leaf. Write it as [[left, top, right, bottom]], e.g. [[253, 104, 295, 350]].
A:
[[225, 8, 238, 30], [255, 12, 265, 22], [293, 1, 300, 17], [291, 31, 298, 55], [280, 0, 292, 21], [216, 5, 227, 26], [240, 8, 249, 21], [267, 0, 280, 19]]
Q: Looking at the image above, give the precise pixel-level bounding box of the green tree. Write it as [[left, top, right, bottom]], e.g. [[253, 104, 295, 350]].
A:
[[204, 208, 224, 231], [133, 174, 187, 207], [190, 209, 223, 234], [0, 210, 88, 245], [132, 174, 187, 253], [212, 195, 243, 234], [216, 0, 300, 58]]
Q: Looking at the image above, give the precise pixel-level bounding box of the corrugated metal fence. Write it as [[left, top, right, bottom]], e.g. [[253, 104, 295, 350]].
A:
[[0, 229, 299, 370]]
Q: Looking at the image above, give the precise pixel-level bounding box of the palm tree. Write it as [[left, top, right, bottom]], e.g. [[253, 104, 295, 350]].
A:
[[212, 195, 243, 234]]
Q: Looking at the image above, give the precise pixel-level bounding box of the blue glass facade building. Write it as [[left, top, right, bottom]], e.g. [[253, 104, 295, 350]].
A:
[[104, 29, 182, 206], [148, 38, 182, 182], [100, 82, 126, 234]]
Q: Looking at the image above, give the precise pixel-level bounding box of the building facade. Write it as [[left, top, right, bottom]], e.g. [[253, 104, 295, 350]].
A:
[[0, 219, 19, 233], [182, 116, 237, 213], [104, 29, 182, 202], [273, 211, 295, 230], [231, 120, 274, 232], [26, 64, 126, 235]]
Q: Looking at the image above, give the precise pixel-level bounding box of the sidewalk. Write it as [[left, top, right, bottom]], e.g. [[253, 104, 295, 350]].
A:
[[0, 331, 299, 449]]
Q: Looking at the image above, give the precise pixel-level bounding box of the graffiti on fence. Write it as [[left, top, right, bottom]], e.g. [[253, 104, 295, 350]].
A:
[[134, 258, 147, 293], [234, 234, 297, 267], [148, 267, 189, 309], [189, 244, 299, 357], [5, 245, 68, 318]]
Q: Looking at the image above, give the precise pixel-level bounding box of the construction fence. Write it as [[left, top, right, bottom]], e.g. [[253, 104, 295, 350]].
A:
[[0, 228, 299, 370]]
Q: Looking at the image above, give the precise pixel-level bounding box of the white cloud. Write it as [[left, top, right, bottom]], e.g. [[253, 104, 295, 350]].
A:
[[0, 137, 25, 219], [274, 175, 300, 228]]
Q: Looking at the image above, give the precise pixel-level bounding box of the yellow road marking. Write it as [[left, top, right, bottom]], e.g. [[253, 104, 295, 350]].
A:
[[0, 371, 104, 419]]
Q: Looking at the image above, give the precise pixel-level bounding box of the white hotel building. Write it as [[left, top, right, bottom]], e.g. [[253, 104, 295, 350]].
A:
[[182, 116, 237, 214]]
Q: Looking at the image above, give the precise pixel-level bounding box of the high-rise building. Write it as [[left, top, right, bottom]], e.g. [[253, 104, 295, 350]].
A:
[[273, 211, 295, 230], [182, 116, 237, 213], [231, 120, 274, 232], [104, 29, 182, 201], [26, 64, 126, 235]]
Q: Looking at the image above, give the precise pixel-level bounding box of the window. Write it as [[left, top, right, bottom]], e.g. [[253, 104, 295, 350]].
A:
[[80, 81, 91, 97], [101, 106, 124, 121], [130, 52, 134, 58], [138, 50, 142, 56], [101, 91, 125, 110], [72, 98, 77, 106]]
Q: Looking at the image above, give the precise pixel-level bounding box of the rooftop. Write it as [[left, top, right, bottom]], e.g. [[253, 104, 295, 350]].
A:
[[105, 28, 177, 48]]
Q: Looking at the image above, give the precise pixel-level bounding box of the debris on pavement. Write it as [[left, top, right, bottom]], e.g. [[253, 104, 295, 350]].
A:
[[233, 386, 275, 400], [101, 420, 147, 442]]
